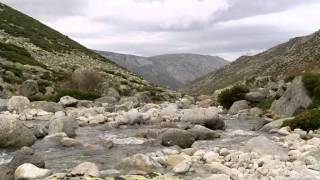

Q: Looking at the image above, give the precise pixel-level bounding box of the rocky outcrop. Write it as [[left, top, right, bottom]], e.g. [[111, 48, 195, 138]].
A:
[[0, 114, 36, 148], [271, 76, 312, 117], [161, 128, 195, 148]]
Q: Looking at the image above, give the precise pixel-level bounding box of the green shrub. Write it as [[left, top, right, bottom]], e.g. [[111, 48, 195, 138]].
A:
[[302, 72, 320, 108], [37, 79, 52, 94], [29, 88, 101, 102], [302, 72, 320, 97], [218, 85, 249, 109], [0, 3, 107, 61], [282, 109, 320, 133], [56, 89, 100, 101], [0, 42, 46, 68], [29, 94, 58, 102], [253, 99, 273, 111], [2, 74, 22, 84]]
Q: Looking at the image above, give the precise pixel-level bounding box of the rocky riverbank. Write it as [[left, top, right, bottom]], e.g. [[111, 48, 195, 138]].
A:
[[1, 95, 320, 180]]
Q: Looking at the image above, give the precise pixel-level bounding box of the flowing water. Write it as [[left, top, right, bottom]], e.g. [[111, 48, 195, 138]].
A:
[[0, 115, 266, 173]]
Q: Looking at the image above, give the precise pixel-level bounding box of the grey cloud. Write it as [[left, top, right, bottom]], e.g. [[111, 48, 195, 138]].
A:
[[213, 0, 320, 22], [1, 0, 86, 20], [2, 0, 320, 60]]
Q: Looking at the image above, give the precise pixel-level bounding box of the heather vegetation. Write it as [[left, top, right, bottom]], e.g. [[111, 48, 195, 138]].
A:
[[218, 85, 249, 109]]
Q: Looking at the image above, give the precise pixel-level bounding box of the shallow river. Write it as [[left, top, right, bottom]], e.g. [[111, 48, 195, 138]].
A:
[[0, 115, 266, 173]]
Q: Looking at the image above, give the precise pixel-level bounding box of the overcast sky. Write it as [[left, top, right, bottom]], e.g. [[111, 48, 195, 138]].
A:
[[2, 0, 320, 60]]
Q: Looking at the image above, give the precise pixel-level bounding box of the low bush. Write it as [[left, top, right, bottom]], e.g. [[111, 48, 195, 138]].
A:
[[282, 109, 320, 133], [0, 42, 46, 68], [218, 85, 249, 109], [253, 99, 273, 111], [67, 69, 105, 92], [29, 89, 100, 102], [2, 74, 22, 84], [302, 72, 320, 108], [37, 79, 52, 94], [56, 89, 100, 101], [302, 72, 320, 97]]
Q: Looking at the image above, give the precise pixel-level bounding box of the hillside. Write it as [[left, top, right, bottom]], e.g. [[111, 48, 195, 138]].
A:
[[0, 3, 172, 100], [185, 30, 320, 95], [97, 51, 228, 89]]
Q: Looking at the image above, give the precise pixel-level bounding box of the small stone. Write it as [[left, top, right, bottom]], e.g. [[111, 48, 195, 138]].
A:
[[163, 148, 179, 155], [99, 169, 120, 177], [173, 161, 190, 174], [288, 150, 301, 161], [182, 148, 197, 156], [61, 137, 82, 147], [203, 151, 220, 163], [193, 150, 206, 158], [166, 155, 187, 167], [71, 162, 100, 177], [257, 167, 269, 176], [206, 174, 231, 180], [59, 96, 78, 107], [220, 148, 230, 156], [278, 126, 291, 136]]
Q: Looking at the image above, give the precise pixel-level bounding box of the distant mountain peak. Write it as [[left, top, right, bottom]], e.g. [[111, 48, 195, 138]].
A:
[[97, 51, 228, 89]]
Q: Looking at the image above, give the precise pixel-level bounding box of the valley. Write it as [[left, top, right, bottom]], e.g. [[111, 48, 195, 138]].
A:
[[0, 2, 320, 180]]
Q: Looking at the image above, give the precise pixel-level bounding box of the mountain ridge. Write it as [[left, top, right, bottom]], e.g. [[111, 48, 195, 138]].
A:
[[97, 51, 228, 89], [185, 29, 320, 95]]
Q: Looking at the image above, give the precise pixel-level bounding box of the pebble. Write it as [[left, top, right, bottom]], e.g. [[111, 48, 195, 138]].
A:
[[173, 161, 191, 174]]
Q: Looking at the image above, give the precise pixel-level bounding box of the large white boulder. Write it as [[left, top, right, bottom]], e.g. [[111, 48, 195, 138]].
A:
[[14, 163, 51, 180]]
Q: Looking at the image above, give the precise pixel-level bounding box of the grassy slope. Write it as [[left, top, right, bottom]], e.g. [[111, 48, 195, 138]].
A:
[[0, 3, 176, 100], [185, 30, 320, 95], [0, 3, 115, 64]]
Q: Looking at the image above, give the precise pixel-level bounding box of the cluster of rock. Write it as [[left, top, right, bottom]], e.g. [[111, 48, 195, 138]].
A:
[[3, 125, 320, 179], [117, 129, 320, 179], [0, 80, 319, 179], [0, 94, 226, 179], [214, 76, 312, 119]]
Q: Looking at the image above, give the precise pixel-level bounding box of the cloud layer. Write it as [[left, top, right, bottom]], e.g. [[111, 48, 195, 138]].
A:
[[2, 0, 320, 60]]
